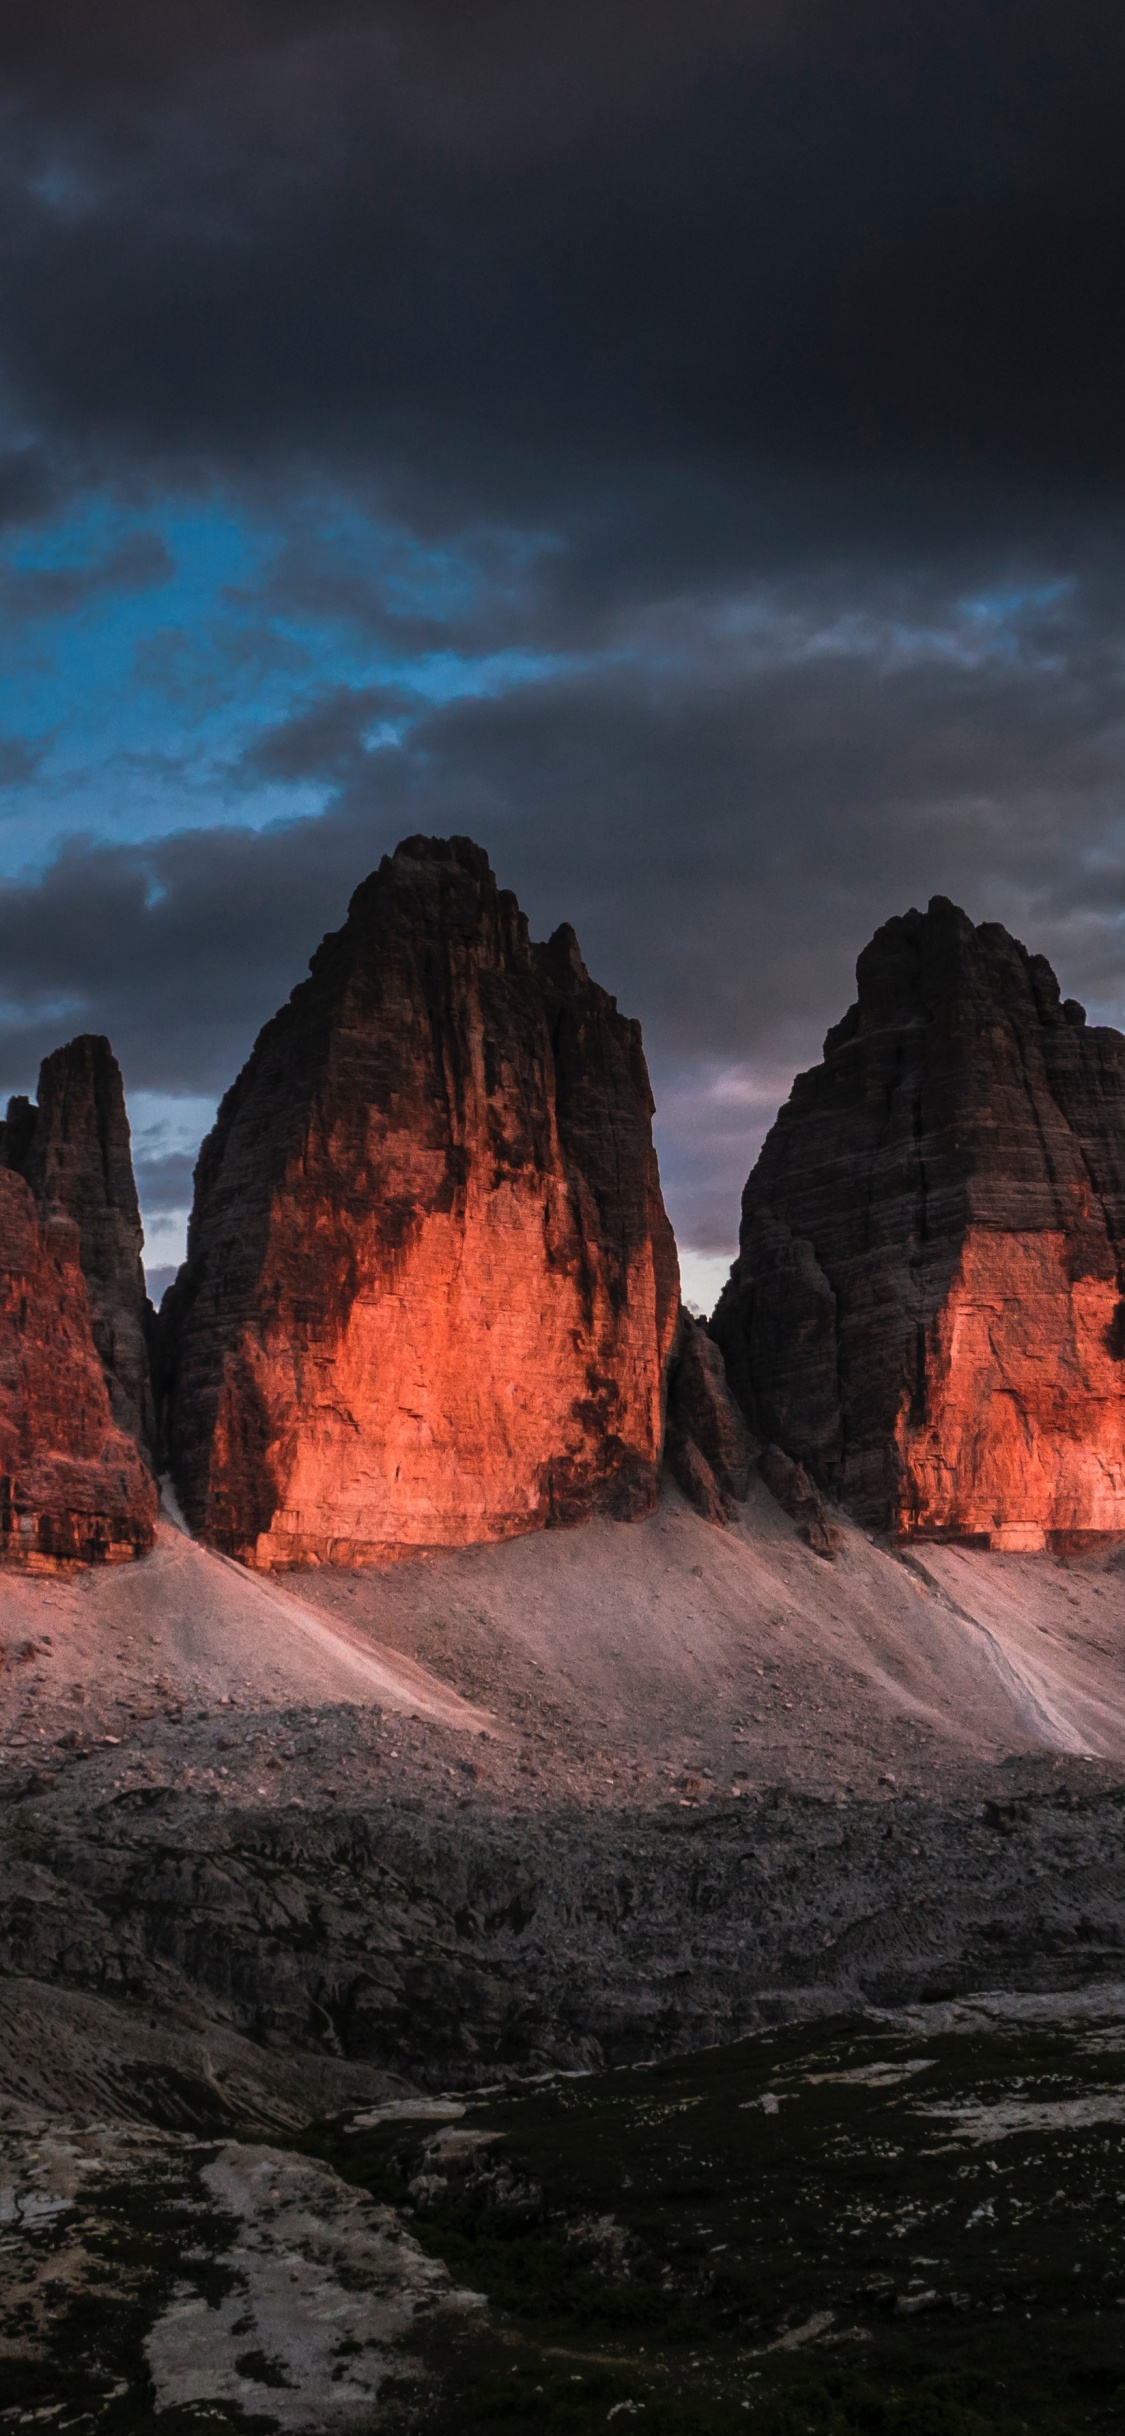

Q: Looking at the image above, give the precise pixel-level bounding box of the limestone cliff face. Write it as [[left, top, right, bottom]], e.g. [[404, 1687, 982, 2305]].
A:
[[161, 836, 680, 1565], [1, 1036, 154, 1462], [712, 896, 1125, 1547], [0, 1170, 156, 1565]]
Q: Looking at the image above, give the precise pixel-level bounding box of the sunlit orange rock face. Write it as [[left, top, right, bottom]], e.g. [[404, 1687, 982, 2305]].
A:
[[712, 897, 1125, 1546], [162, 835, 680, 1566], [896, 1228, 1125, 1548], [0, 1170, 156, 1566]]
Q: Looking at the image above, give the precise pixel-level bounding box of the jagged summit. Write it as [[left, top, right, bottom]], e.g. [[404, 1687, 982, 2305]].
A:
[[712, 895, 1125, 1547], [161, 835, 680, 1565], [0, 1167, 155, 1565], [2, 1033, 154, 1462], [0, 1034, 155, 1567]]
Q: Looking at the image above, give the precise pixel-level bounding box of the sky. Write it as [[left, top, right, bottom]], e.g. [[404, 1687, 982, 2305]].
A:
[[4, 4, 1125, 1308]]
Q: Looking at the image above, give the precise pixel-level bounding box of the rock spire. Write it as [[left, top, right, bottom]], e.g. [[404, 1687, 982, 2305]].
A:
[[161, 835, 680, 1565], [712, 895, 1125, 1548], [2, 1034, 155, 1461], [0, 1169, 156, 1565]]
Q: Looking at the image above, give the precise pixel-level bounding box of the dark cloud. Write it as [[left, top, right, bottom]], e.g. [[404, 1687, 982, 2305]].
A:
[[2, 3, 1125, 512], [0, 441, 60, 531], [4, 6, 1125, 1269], [0, 528, 171, 618], [244, 683, 417, 782], [131, 1145, 197, 1213], [0, 824, 351, 1098], [4, 556, 1125, 1256], [0, 732, 41, 784]]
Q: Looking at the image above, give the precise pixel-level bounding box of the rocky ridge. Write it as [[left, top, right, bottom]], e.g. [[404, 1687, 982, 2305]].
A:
[[14, 875, 1125, 1571], [713, 895, 1125, 1546]]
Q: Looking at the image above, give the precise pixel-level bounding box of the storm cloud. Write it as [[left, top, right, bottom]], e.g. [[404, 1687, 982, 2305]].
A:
[[3, 3, 1125, 1297], [6, 2, 1125, 491]]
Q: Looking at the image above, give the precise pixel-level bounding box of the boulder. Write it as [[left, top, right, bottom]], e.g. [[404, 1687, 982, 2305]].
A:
[[2, 1035, 154, 1462], [0, 1170, 156, 1566], [712, 895, 1125, 1546], [161, 836, 680, 1565]]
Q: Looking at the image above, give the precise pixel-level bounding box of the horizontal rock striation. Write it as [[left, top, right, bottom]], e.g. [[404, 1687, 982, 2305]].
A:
[[0, 1170, 156, 1565], [2, 1035, 154, 1462], [712, 895, 1125, 1545], [161, 835, 679, 1565]]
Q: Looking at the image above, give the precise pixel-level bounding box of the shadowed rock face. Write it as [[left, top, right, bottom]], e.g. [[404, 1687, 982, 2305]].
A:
[[161, 835, 679, 1565], [664, 1309, 756, 1526], [0, 1170, 156, 1565], [712, 895, 1125, 1546], [1, 1036, 154, 1463]]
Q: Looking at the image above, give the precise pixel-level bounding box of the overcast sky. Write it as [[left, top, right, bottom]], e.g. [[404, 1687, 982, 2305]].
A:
[[4, 3, 1125, 1304]]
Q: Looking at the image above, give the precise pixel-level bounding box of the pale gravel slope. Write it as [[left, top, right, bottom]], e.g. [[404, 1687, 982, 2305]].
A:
[[3, 1474, 1123, 1803], [288, 1478, 1125, 1793]]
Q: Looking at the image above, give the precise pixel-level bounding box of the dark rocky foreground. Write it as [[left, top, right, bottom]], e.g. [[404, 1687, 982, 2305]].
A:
[[2, 1758, 1125, 2117], [325, 1994, 1125, 2435], [11, 1983, 1125, 2433], [5, 1757, 1125, 2432]]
